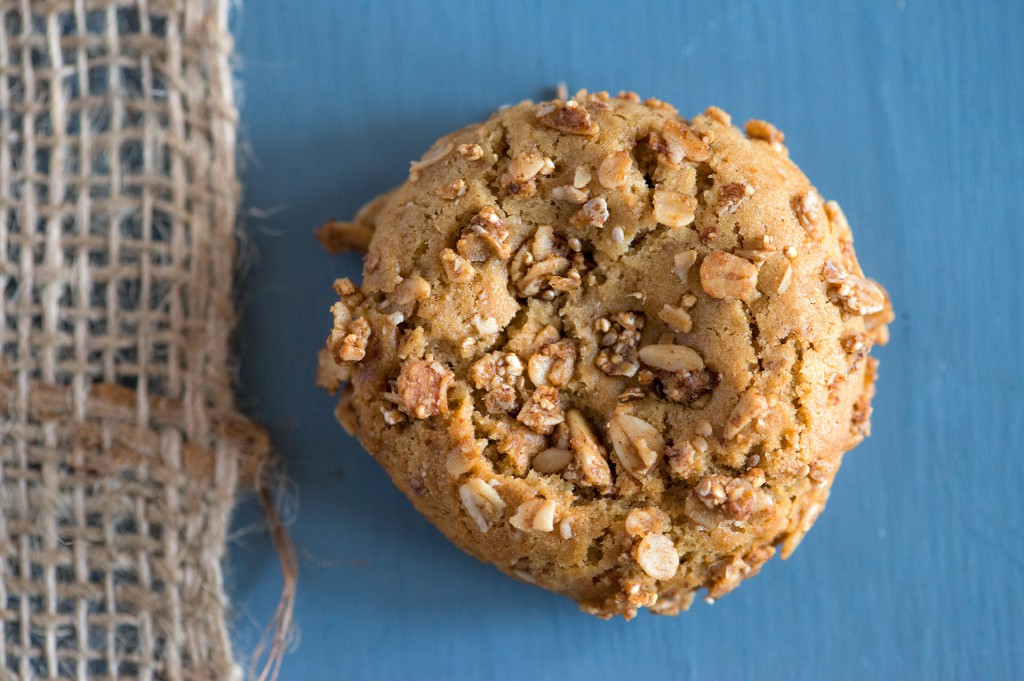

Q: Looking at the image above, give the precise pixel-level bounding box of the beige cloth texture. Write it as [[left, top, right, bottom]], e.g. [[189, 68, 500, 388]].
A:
[[0, 0, 272, 679]]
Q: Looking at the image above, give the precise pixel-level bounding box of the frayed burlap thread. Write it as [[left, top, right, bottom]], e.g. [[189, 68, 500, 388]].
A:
[[0, 1, 279, 679]]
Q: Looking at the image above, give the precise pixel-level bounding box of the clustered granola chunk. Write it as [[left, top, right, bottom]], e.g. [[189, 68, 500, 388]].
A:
[[319, 90, 892, 619]]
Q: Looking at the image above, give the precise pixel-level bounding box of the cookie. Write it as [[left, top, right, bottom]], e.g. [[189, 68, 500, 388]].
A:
[[318, 90, 893, 618]]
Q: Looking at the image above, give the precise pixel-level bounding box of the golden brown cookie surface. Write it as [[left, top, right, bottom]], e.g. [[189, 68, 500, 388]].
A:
[[320, 91, 892, 618]]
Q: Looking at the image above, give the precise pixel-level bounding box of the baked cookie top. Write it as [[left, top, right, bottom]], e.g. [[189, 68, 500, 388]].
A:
[[319, 90, 892, 618]]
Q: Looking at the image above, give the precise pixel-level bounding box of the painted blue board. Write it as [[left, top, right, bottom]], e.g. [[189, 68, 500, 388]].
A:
[[227, 1, 1024, 679]]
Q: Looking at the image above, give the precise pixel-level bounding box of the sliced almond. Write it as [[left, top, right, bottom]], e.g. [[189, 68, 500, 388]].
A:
[[566, 409, 612, 490], [638, 344, 704, 372], [608, 413, 665, 475]]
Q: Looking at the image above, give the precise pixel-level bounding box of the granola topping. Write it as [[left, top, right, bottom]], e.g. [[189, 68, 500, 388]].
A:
[[570, 196, 609, 228], [608, 413, 665, 475], [517, 386, 565, 434], [536, 100, 600, 136], [501, 152, 555, 196], [460, 479, 506, 533], [565, 409, 612, 490], [510, 498, 557, 532], [634, 533, 679, 580], [457, 205, 511, 261], [396, 357, 453, 419], [700, 250, 760, 302], [598, 150, 632, 189], [471, 351, 525, 414], [594, 311, 645, 377], [653, 189, 697, 229]]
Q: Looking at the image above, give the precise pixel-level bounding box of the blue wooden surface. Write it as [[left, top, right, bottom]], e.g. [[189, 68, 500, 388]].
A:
[[226, 1, 1024, 679]]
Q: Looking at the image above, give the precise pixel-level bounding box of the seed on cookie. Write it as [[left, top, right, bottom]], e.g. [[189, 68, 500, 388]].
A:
[[532, 447, 573, 474]]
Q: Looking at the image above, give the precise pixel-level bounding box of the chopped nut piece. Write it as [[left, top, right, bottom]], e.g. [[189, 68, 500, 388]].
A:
[[565, 409, 613, 490], [560, 518, 573, 539], [666, 440, 700, 479], [693, 470, 773, 522], [598, 150, 632, 189], [327, 307, 371, 365], [472, 315, 500, 335], [776, 262, 794, 294], [662, 119, 711, 164], [396, 357, 453, 419], [658, 304, 692, 333], [459, 479, 506, 532], [700, 250, 760, 302], [509, 498, 557, 532], [638, 344, 704, 372], [440, 248, 475, 283], [653, 190, 697, 228], [634, 533, 679, 580], [733, 248, 775, 264], [611, 226, 625, 243], [316, 219, 374, 254], [716, 181, 754, 216], [527, 339, 577, 387], [517, 386, 565, 434], [551, 185, 590, 204], [510, 229, 591, 299], [822, 261, 887, 315], [574, 166, 593, 188], [390, 274, 431, 305], [435, 179, 467, 199], [792, 191, 822, 238], [457, 206, 510, 261], [625, 508, 669, 537], [704, 105, 731, 125], [673, 249, 698, 284], [471, 351, 525, 414], [501, 152, 555, 196], [659, 367, 719, 404], [457, 143, 484, 160], [594, 311, 645, 377], [608, 413, 665, 475], [724, 388, 769, 439], [745, 119, 785, 147], [570, 196, 609, 227], [532, 447, 573, 474], [537, 100, 600, 136]]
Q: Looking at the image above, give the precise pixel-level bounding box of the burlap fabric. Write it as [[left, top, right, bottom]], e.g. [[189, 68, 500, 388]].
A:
[[0, 1, 279, 678]]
